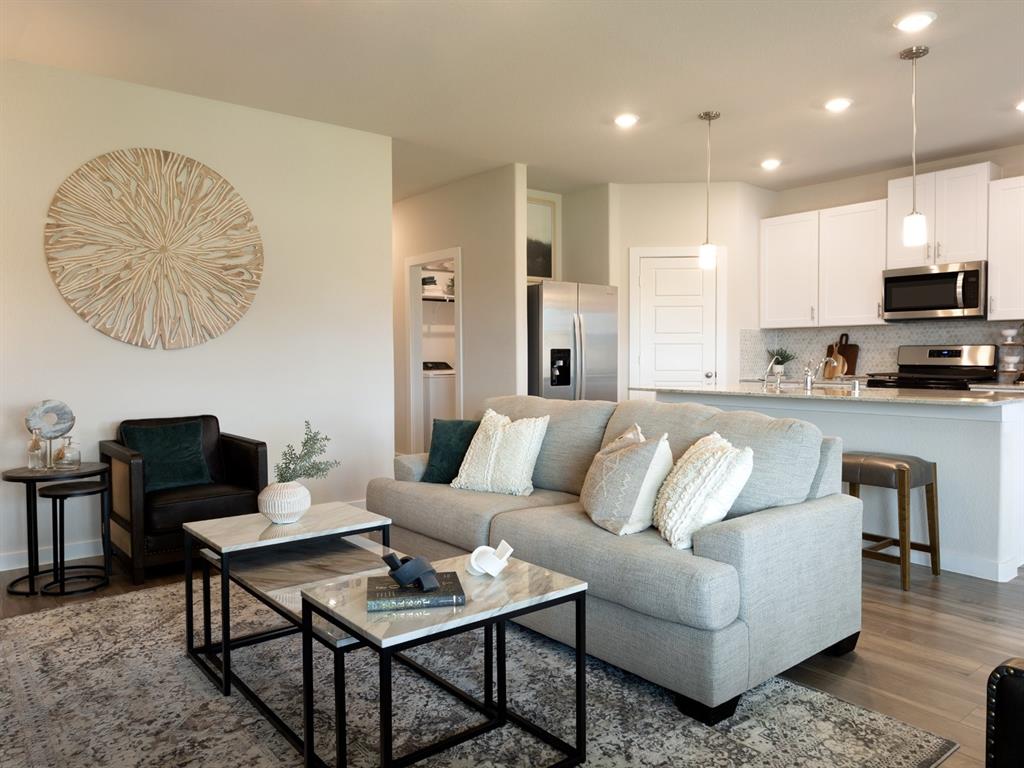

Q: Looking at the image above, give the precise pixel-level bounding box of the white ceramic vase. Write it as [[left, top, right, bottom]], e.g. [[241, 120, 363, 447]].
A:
[[258, 481, 311, 524]]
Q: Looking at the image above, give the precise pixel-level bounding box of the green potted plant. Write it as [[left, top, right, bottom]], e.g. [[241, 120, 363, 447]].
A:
[[258, 421, 341, 524], [767, 348, 797, 376]]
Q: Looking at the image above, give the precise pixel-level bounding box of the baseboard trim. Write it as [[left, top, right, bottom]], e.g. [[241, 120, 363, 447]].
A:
[[0, 538, 104, 572]]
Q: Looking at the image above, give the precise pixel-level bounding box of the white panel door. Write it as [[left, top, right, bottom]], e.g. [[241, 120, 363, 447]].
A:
[[988, 176, 1024, 321], [935, 163, 993, 263], [819, 200, 886, 326], [759, 211, 819, 328], [638, 257, 716, 388], [887, 173, 936, 268]]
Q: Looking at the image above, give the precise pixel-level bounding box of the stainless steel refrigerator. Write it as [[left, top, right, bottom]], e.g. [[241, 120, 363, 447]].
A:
[[527, 281, 618, 401]]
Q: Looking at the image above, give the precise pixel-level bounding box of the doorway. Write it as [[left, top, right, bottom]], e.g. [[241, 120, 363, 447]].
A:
[[406, 247, 463, 453], [628, 246, 728, 391]]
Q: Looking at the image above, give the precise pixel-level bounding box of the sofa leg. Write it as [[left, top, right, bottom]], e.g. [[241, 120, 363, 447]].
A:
[[823, 631, 860, 657], [674, 692, 741, 726]]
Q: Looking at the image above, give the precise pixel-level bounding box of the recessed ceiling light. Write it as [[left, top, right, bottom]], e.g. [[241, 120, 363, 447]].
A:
[[894, 11, 937, 33], [825, 97, 853, 113], [761, 158, 781, 171], [1017, 100, 1024, 113], [614, 113, 639, 128]]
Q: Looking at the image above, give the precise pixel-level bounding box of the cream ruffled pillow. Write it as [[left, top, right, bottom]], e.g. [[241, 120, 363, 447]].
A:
[[451, 409, 550, 496], [654, 432, 753, 549]]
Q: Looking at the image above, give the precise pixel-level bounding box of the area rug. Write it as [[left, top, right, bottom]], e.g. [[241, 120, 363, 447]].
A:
[[1, 582, 956, 768]]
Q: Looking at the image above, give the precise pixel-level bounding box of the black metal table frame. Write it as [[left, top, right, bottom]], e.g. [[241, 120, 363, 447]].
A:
[[183, 522, 391, 768], [302, 589, 587, 768], [3, 464, 111, 597]]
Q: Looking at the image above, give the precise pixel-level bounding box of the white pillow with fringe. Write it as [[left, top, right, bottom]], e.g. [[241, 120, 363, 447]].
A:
[[451, 409, 550, 496]]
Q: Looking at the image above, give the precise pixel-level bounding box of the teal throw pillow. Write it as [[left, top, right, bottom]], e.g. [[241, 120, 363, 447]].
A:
[[421, 419, 480, 484], [121, 419, 213, 493]]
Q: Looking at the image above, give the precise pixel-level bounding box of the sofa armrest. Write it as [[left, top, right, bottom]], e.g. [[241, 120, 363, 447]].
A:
[[99, 440, 145, 558], [221, 433, 268, 492], [692, 493, 863, 687], [394, 453, 429, 482]]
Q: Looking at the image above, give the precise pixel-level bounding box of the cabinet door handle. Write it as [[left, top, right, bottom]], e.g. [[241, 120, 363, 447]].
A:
[[936, 241, 941, 261], [810, 306, 815, 321], [990, 295, 995, 313], [926, 243, 932, 262], [877, 301, 882, 319]]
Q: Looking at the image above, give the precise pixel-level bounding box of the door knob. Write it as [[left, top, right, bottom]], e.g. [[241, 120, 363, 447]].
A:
[[704, 371, 714, 379]]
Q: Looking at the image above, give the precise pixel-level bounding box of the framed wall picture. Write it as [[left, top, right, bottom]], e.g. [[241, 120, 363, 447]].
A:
[[527, 194, 559, 281]]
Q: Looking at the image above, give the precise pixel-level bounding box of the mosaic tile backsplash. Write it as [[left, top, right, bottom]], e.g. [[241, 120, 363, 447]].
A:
[[740, 319, 1024, 379]]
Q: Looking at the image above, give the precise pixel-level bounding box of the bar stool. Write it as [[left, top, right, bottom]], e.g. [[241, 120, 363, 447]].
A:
[[842, 452, 940, 591], [38, 480, 112, 596]]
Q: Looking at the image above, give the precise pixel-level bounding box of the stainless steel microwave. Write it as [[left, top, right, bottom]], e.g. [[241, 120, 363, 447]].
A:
[[882, 261, 986, 320]]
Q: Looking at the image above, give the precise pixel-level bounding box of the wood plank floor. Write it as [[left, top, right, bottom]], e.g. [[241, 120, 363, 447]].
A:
[[2, 556, 1020, 766]]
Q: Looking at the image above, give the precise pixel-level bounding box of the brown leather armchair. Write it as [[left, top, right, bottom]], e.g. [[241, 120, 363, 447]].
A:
[[99, 415, 267, 583]]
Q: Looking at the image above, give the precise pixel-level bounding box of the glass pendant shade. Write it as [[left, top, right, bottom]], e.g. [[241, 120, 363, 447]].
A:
[[698, 242, 718, 270], [902, 211, 928, 247]]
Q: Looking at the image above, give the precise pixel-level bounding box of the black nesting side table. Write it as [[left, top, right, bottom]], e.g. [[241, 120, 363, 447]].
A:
[[2, 462, 110, 596]]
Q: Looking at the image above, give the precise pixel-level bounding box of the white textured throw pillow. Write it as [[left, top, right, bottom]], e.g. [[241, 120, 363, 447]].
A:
[[654, 432, 753, 550], [581, 424, 674, 535], [451, 409, 550, 496]]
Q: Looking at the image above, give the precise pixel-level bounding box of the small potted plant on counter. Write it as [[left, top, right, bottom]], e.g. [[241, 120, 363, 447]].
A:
[[258, 421, 341, 524], [767, 348, 796, 376]]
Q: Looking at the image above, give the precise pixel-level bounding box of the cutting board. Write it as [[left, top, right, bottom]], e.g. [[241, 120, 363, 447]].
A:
[[828, 333, 859, 375]]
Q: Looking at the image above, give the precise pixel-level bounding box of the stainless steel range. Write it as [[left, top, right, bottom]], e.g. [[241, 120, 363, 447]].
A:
[[867, 345, 997, 390]]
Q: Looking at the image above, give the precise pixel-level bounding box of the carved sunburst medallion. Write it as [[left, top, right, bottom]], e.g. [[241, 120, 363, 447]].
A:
[[44, 148, 263, 349]]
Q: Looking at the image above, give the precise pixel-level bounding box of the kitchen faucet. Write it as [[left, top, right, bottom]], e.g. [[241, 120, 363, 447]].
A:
[[804, 357, 838, 392]]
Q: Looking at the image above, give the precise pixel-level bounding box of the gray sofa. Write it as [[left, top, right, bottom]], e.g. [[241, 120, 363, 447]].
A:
[[366, 395, 862, 724]]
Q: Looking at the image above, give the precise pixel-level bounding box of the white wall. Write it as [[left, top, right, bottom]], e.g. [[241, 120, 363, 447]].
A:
[[0, 62, 394, 569], [562, 184, 612, 285], [392, 164, 527, 453], [610, 182, 776, 394], [772, 143, 1024, 216]]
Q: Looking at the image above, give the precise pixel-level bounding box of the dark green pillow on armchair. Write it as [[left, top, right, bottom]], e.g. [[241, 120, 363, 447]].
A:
[[121, 419, 212, 493], [421, 419, 480, 484]]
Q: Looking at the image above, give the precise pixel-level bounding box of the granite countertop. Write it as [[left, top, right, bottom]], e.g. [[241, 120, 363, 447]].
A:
[[636, 382, 1024, 407]]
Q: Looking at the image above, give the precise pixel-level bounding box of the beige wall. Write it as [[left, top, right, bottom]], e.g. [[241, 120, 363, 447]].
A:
[[562, 184, 612, 285], [392, 164, 527, 453], [610, 182, 776, 393], [0, 62, 394, 568], [772, 143, 1024, 216]]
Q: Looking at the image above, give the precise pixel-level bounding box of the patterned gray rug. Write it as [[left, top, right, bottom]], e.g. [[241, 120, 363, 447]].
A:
[[0, 582, 956, 768]]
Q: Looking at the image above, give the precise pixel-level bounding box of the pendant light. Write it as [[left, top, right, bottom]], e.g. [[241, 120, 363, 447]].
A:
[[698, 110, 720, 269], [900, 46, 930, 248]]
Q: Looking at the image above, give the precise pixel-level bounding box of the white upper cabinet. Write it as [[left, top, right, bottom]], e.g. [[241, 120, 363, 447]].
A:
[[887, 162, 996, 268], [760, 211, 819, 328], [988, 176, 1024, 321], [935, 163, 992, 263], [886, 173, 935, 268], [818, 200, 886, 327]]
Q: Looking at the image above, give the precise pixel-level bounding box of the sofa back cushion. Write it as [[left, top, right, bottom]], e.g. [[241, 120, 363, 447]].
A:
[[604, 400, 823, 515], [483, 396, 616, 495]]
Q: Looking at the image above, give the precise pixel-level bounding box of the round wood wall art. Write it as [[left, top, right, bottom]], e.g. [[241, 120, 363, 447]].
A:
[[44, 148, 263, 349]]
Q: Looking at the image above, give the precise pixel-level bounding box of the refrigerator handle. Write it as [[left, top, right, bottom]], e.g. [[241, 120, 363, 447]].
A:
[[575, 312, 586, 400]]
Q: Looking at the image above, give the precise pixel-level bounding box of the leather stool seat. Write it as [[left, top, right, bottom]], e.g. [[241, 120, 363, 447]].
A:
[[842, 452, 934, 489]]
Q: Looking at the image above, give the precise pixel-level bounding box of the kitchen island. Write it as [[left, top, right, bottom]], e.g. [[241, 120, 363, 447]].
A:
[[630, 383, 1024, 582]]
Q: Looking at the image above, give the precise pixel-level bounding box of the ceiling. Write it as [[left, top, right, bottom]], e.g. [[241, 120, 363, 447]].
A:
[[3, 0, 1022, 200]]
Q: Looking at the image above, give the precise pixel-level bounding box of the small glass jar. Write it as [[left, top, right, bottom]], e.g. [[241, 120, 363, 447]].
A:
[[27, 428, 46, 470], [53, 436, 81, 470]]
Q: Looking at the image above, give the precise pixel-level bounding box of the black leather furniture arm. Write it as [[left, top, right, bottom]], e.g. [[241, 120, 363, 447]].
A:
[[220, 433, 268, 493], [987, 658, 1024, 767]]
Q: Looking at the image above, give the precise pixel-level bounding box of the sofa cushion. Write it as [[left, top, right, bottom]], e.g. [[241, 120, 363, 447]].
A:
[[365, 478, 577, 551], [484, 396, 616, 495], [121, 419, 212, 493], [144, 483, 255, 532], [451, 409, 549, 496], [490, 502, 740, 631], [605, 400, 823, 516], [421, 419, 480, 484]]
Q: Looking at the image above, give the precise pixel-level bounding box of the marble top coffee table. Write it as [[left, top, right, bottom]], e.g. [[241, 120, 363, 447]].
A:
[[182, 502, 390, 767], [300, 554, 588, 768]]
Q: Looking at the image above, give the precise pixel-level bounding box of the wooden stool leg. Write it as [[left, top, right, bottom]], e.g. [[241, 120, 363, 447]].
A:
[[897, 469, 912, 591], [925, 466, 941, 576], [848, 482, 861, 499]]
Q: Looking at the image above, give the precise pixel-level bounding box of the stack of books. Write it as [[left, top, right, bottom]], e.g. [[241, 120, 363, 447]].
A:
[[366, 571, 466, 612]]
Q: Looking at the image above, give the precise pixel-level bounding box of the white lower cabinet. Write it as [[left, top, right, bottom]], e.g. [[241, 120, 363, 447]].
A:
[[988, 176, 1024, 321], [759, 211, 819, 329], [818, 200, 886, 327]]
